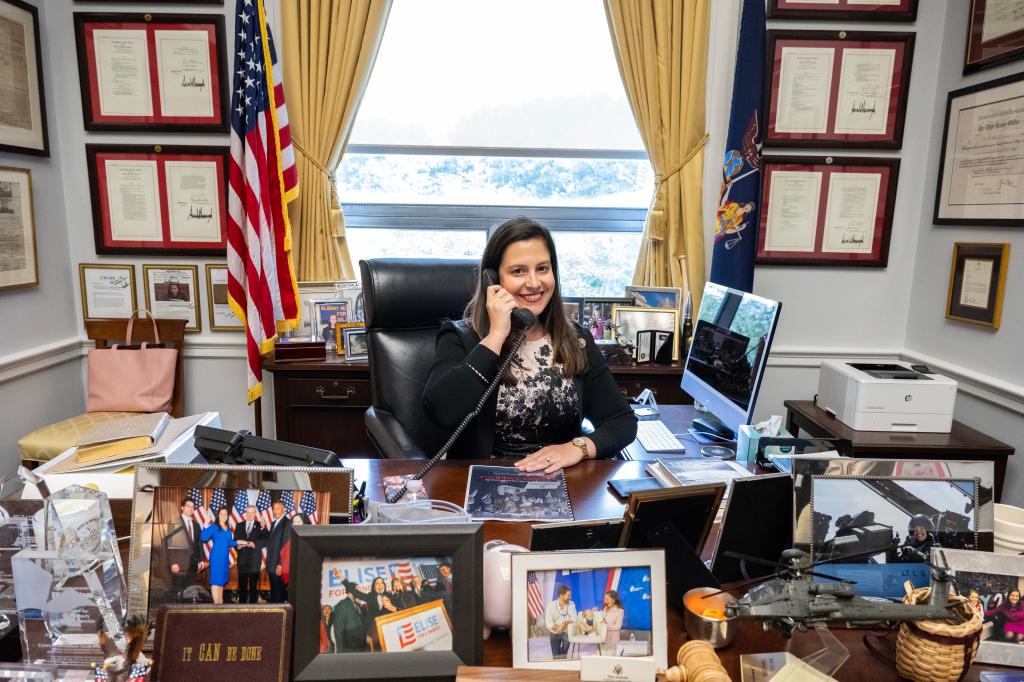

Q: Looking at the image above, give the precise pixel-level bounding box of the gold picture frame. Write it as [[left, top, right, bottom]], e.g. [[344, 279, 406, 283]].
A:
[[0, 166, 38, 291], [204, 263, 244, 331], [78, 263, 137, 320], [946, 242, 1009, 329], [142, 264, 201, 332]]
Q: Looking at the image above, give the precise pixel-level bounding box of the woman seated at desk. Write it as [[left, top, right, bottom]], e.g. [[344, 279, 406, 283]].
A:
[[423, 217, 637, 471]]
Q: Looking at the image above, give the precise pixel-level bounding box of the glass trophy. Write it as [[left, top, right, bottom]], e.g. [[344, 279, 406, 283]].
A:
[[43, 485, 123, 575], [0, 515, 34, 631], [13, 549, 126, 665]]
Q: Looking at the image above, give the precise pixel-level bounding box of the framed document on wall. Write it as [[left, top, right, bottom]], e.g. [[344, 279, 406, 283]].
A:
[[79, 263, 137, 319], [965, 0, 1024, 73], [143, 264, 200, 332], [0, 165, 37, 290], [946, 243, 1009, 329], [757, 155, 899, 267], [86, 144, 228, 256], [204, 263, 243, 331], [765, 31, 915, 149], [934, 72, 1024, 226], [0, 0, 49, 156], [768, 0, 918, 22], [73, 13, 227, 132]]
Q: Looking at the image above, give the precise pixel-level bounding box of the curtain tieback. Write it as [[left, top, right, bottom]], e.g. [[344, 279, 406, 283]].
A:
[[647, 132, 710, 243], [293, 139, 336, 179]]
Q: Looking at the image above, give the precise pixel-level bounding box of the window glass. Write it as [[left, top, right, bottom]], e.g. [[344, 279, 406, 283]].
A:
[[553, 231, 643, 297], [346, 228, 487, 266]]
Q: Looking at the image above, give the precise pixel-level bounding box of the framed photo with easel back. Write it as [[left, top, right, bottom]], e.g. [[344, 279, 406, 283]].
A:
[[0, 0, 49, 156], [87, 144, 229, 256], [946, 243, 1009, 329], [757, 155, 900, 267], [765, 30, 915, 149], [767, 0, 918, 22], [934, 72, 1024, 226], [73, 12, 228, 132], [965, 0, 1024, 73]]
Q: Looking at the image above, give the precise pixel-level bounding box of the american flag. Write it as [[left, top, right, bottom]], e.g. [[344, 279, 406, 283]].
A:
[[390, 560, 415, 585], [281, 491, 296, 518], [255, 488, 274, 528], [299, 490, 318, 524], [92, 665, 108, 682], [227, 0, 301, 404], [231, 489, 249, 528], [527, 572, 544, 621], [126, 663, 151, 682], [187, 488, 211, 527]]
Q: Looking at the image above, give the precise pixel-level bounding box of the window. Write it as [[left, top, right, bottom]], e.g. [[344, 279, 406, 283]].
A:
[[337, 0, 652, 295]]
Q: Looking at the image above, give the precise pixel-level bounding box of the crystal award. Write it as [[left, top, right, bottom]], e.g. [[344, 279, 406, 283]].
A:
[[43, 485, 123, 575], [0, 515, 34, 631], [13, 549, 126, 664]]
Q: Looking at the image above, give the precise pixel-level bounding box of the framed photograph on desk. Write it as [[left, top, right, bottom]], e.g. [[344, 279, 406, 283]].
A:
[[765, 30, 914, 149], [757, 155, 899, 267], [946, 243, 1009, 329], [934, 72, 1024, 226]]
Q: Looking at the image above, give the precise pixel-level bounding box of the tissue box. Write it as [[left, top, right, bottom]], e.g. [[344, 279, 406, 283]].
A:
[[737, 423, 793, 462]]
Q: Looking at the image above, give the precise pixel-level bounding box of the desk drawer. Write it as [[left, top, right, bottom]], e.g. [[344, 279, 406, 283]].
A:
[[287, 378, 372, 407]]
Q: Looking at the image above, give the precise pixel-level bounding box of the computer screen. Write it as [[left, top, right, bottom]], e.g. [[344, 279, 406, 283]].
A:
[[680, 282, 781, 439]]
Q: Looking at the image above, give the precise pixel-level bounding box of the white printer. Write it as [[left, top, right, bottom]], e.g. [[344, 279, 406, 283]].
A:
[[817, 361, 957, 433]]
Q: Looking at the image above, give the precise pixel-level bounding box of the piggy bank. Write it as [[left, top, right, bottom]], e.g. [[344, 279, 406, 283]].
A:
[[482, 540, 528, 639]]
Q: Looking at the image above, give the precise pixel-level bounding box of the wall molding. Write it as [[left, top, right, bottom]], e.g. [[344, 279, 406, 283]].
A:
[[0, 337, 84, 385], [902, 349, 1024, 417]]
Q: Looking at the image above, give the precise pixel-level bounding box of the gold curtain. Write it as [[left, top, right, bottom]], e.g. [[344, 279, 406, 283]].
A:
[[282, 0, 392, 281], [603, 0, 710, 309]]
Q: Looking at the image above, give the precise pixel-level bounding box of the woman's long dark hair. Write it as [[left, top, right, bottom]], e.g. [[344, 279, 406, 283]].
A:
[[215, 507, 230, 530], [604, 589, 623, 610], [464, 216, 587, 381]]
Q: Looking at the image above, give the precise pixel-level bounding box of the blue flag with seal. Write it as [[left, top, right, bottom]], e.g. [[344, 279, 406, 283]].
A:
[[708, 0, 765, 294]]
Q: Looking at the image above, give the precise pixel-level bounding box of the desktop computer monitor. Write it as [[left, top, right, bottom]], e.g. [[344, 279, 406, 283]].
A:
[[680, 282, 781, 440]]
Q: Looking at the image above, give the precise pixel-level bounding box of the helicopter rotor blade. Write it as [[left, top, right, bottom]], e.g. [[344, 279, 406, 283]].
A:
[[807, 546, 890, 568], [720, 551, 788, 570], [699, 573, 781, 600], [805, 570, 857, 584]]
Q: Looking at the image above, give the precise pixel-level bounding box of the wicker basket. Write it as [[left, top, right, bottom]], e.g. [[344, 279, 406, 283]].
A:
[[895, 587, 982, 682]]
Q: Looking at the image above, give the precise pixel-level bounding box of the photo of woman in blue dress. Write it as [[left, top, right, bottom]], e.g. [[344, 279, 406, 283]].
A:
[[201, 507, 254, 604]]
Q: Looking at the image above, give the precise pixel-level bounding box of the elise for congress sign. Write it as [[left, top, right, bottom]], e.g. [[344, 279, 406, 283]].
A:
[[375, 600, 453, 652]]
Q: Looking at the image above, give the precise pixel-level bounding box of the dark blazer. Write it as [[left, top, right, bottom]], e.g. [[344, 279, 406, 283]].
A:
[[265, 515, 291, 572], [233, 520, 267, 573], [163, 516, 204, 579], [423, 320, 637, 459]]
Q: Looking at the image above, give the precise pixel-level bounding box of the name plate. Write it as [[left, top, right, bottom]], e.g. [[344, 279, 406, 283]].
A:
[[580, 655, 658, 682], [153, 604, 293, 682]]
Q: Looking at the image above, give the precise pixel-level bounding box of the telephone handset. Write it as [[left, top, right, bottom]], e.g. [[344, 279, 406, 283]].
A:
[[482, 268, 535, 331]]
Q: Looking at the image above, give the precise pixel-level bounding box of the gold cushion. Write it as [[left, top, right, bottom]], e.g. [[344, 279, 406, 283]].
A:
[[18, 411, 140, 463]]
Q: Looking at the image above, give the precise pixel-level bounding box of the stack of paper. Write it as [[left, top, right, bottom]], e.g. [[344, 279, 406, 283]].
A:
[[72, 412, 170, 464]]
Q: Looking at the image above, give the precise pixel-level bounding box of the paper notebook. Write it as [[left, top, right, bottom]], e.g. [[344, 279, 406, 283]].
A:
[[463, 465, 574, 522], [73, 412, 170, 462], [49, 413, 202, 474]]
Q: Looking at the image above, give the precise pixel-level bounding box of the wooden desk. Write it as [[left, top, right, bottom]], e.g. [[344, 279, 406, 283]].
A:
[[785, 399, 1014, 500], [264, 355, 686, 455], [343, 458, 1013, 681]]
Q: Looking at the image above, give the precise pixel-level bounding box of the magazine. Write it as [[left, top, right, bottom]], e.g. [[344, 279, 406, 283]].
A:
[[463, 465, 574, 522], [646, 458, 753, 488]]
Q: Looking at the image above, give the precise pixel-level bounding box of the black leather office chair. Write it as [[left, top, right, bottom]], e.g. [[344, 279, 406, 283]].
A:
[[360, 258, 479, 459]]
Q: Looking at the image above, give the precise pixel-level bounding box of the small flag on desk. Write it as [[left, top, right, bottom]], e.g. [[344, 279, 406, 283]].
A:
[[708, 0, 765, 294]]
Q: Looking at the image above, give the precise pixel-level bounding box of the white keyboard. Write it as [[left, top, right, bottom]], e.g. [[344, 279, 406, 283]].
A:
[[635, 419, 687, 453]]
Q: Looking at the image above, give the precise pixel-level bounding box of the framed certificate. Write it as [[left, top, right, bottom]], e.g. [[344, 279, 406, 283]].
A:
[[757, 155, 899, 267], [86, 144, 229, 256], [935, 72, 1024, 226], [0, 165, 37, 290], [73, 13, 227, 132], [768, 0, 917, 22], [204, 263, 244, 331], [0, 0, 49, 156], [965, 0, 1024, 73], [143, 264, 200, 332], [765, 31, 914, 149], [79, 263, 137, 320], [947, 243, 1010, 329]]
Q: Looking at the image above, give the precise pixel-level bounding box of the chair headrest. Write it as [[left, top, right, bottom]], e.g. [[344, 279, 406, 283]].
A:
[[360, 258, 479, 329]]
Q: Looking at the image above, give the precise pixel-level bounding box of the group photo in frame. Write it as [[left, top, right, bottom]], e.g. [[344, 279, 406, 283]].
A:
[[87, 144, 229, 256], [767, 0, 917, 22], [205, 263, 244, 331], [289, 523, 482, 681], [127, 463, 355, 625], [934, 71, 1024, 226], [964, 0, 1024, 73], [937, 548, 1024, 667], [946, 242, 1010, 329], [0, 0, 48, 156], [73, 12, 228, 132], [757, 155, 899, 267], [511, 549, 667, 671], [143, 264, 201, 332], [0, 165, 37, 290], [79, 263, 137, 320], [765, 30, 915, 149]]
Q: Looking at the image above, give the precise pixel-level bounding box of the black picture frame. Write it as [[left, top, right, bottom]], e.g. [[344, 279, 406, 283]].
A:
[[0, 0, 49, 156], [934, 71, 1024, 226], [767, 0, 918, 22], [946, 242, 1010, 329], [289, 523, 483, 681], [73, 12, 229, 133]]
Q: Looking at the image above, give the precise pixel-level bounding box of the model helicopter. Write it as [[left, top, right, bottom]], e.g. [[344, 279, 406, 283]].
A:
[[711, 547, 969, 638]]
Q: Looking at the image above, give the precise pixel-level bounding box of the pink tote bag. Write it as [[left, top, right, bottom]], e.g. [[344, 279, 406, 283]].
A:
[[87, 311, 178, 413]]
